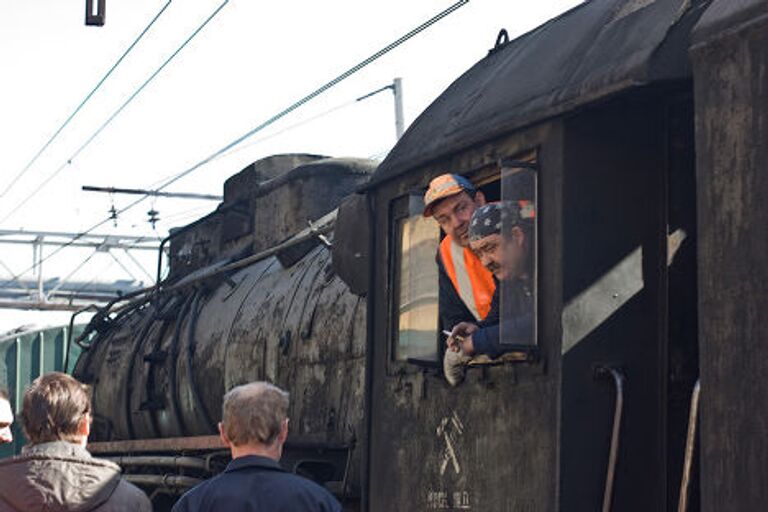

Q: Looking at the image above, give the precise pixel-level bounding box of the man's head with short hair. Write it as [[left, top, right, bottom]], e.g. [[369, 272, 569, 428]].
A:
[[423, 174, 486, 247], [21, 372, 91, 445], [0, 388, 13, 444], [219, 381, 289, 460]]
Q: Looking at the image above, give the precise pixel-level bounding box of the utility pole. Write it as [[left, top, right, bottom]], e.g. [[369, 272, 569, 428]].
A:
[[393, 77, 405, 140], [33, 237, 44, 303], [356, 78, 406, 141]]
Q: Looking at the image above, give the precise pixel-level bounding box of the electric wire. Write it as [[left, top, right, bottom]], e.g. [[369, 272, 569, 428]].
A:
[[107, 250, 139, 282], [159, 204, 215, 223], [217, 98, 358, 161], [44, 247, 101, 299], [121, 248, 157, 282], [0, 0, 230, 225], [71, 258, 117, 295], [2, 0, 468, 283], [218, 80, 398, 162], [144, 85, 377, 187], [152, 0, 469, 195], [0, 0, 173, 200]]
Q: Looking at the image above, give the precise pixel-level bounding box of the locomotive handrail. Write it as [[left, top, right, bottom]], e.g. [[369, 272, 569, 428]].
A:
[[69, 212, 338, 351], [595, 366, 625, 512], [162, 217, 334, 294], [64, 303, 101, 369], [103, 455, 213, 473], [123, 474, 203, 490], [677, 379, 701, 512]]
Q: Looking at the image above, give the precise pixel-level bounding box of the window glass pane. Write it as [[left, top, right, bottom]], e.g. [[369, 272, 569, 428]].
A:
[[499, 163, 537, 348], [395, 199, 440, 361]]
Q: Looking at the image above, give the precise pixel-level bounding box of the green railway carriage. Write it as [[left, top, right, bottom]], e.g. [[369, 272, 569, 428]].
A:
[[0, 324, 84, 457]]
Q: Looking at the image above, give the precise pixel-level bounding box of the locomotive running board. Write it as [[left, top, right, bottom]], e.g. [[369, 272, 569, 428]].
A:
[[88, 435, 225, 454]]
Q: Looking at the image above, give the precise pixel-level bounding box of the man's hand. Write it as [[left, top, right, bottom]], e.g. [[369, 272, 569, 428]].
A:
[[448, 322, 479, 355]]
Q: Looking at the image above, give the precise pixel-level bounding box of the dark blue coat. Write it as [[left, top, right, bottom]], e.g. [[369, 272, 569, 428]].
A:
[[472, 276, 534, 357], [171, 455, 342, 512]]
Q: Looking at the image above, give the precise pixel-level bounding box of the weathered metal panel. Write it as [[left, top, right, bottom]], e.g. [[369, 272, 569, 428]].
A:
[[366, 121, 563, 512], [333, 194, 371, 296], [0, 325, 84, 457], [692, 0, 768, 46], [692, 13, 768, 512], [561, 94, 675, 511]]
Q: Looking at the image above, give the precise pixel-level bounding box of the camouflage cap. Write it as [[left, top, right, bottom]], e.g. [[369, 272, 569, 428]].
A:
[[468, 201, 535, 242]]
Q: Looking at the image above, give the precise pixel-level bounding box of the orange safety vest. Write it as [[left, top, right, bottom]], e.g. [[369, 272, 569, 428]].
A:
[[439, 235, 496, 321]]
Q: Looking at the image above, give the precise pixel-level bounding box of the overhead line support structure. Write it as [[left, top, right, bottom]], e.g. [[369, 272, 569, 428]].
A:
[[0, 230, 160, 310], [81, 186, 222, 201]]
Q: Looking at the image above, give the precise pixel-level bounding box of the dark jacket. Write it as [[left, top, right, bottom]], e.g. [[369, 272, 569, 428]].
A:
[[172, 455, 341, 512], [0, 441, 151, 512], [472, 276, 534, 358]]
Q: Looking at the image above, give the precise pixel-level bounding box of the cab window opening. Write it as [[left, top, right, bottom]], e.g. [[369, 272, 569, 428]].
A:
[[390, 155, 539, 370], [392, 195, 440, 363]]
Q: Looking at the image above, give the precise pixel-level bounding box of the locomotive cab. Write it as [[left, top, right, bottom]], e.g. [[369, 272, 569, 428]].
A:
[[358, 1, 705, 510]]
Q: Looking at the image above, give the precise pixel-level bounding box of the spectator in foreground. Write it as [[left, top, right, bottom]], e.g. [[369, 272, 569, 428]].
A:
[[172, 381, 341, 512], [0, 372, 151, 512], [0, 388, 12, 445]]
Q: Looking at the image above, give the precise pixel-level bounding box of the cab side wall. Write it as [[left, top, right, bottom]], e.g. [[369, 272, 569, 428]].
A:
[[366, 122, 564, 512], [692, 16, 768, 512], [561, 92, 676, 511]]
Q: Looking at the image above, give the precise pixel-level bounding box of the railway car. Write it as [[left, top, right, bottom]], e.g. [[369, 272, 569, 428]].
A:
[[4, 0, 766, 511]]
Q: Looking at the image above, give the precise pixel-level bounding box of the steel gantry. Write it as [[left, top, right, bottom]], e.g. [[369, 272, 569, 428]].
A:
[[0, 229, 160, 311]]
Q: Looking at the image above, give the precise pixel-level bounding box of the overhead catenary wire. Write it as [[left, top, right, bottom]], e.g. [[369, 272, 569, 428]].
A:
[[0, 0, 173, 200], [44, 247, 102, 299], [0, 0, 230, 225], [151, 0, 469, 195], [2, 0, 468, 284], [71, 258, 118, 296], [143, 84, 379, 187], [217, 80, 397, 162], [217, 98, 359, 161], [158, 204, 216, 223]]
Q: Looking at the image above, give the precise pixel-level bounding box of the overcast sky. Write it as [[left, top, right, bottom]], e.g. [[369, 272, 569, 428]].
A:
[[0, 0, 581, 332]]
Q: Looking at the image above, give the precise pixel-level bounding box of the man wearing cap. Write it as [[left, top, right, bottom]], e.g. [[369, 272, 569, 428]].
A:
[[444, 202, 535, 383], [423, 174, 495, 333]]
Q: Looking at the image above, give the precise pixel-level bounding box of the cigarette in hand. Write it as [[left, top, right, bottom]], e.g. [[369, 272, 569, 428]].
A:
[[443, 330, 464, 342]]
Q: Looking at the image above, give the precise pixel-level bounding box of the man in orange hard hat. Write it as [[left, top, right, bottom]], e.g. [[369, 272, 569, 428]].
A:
[[423, 174, 495, 332]]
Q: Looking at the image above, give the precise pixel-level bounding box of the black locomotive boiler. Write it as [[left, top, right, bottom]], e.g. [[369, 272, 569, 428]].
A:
[[74, 154, 375, 508]]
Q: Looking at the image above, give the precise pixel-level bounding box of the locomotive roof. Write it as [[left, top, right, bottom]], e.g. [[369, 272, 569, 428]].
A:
[[368, 0, 702, 189], [692, 0, 768, 45]]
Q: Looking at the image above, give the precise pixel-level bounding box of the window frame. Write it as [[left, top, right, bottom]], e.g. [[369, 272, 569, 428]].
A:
[[386, 149, 542, 376], [387, 193, 442, 374]]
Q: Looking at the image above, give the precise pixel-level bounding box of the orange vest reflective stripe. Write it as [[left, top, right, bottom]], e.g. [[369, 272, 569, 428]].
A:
[[439, 235, 495, 321]]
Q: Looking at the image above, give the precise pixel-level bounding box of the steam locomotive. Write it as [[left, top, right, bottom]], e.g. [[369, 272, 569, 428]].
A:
[[68, 0, 768, 511]]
